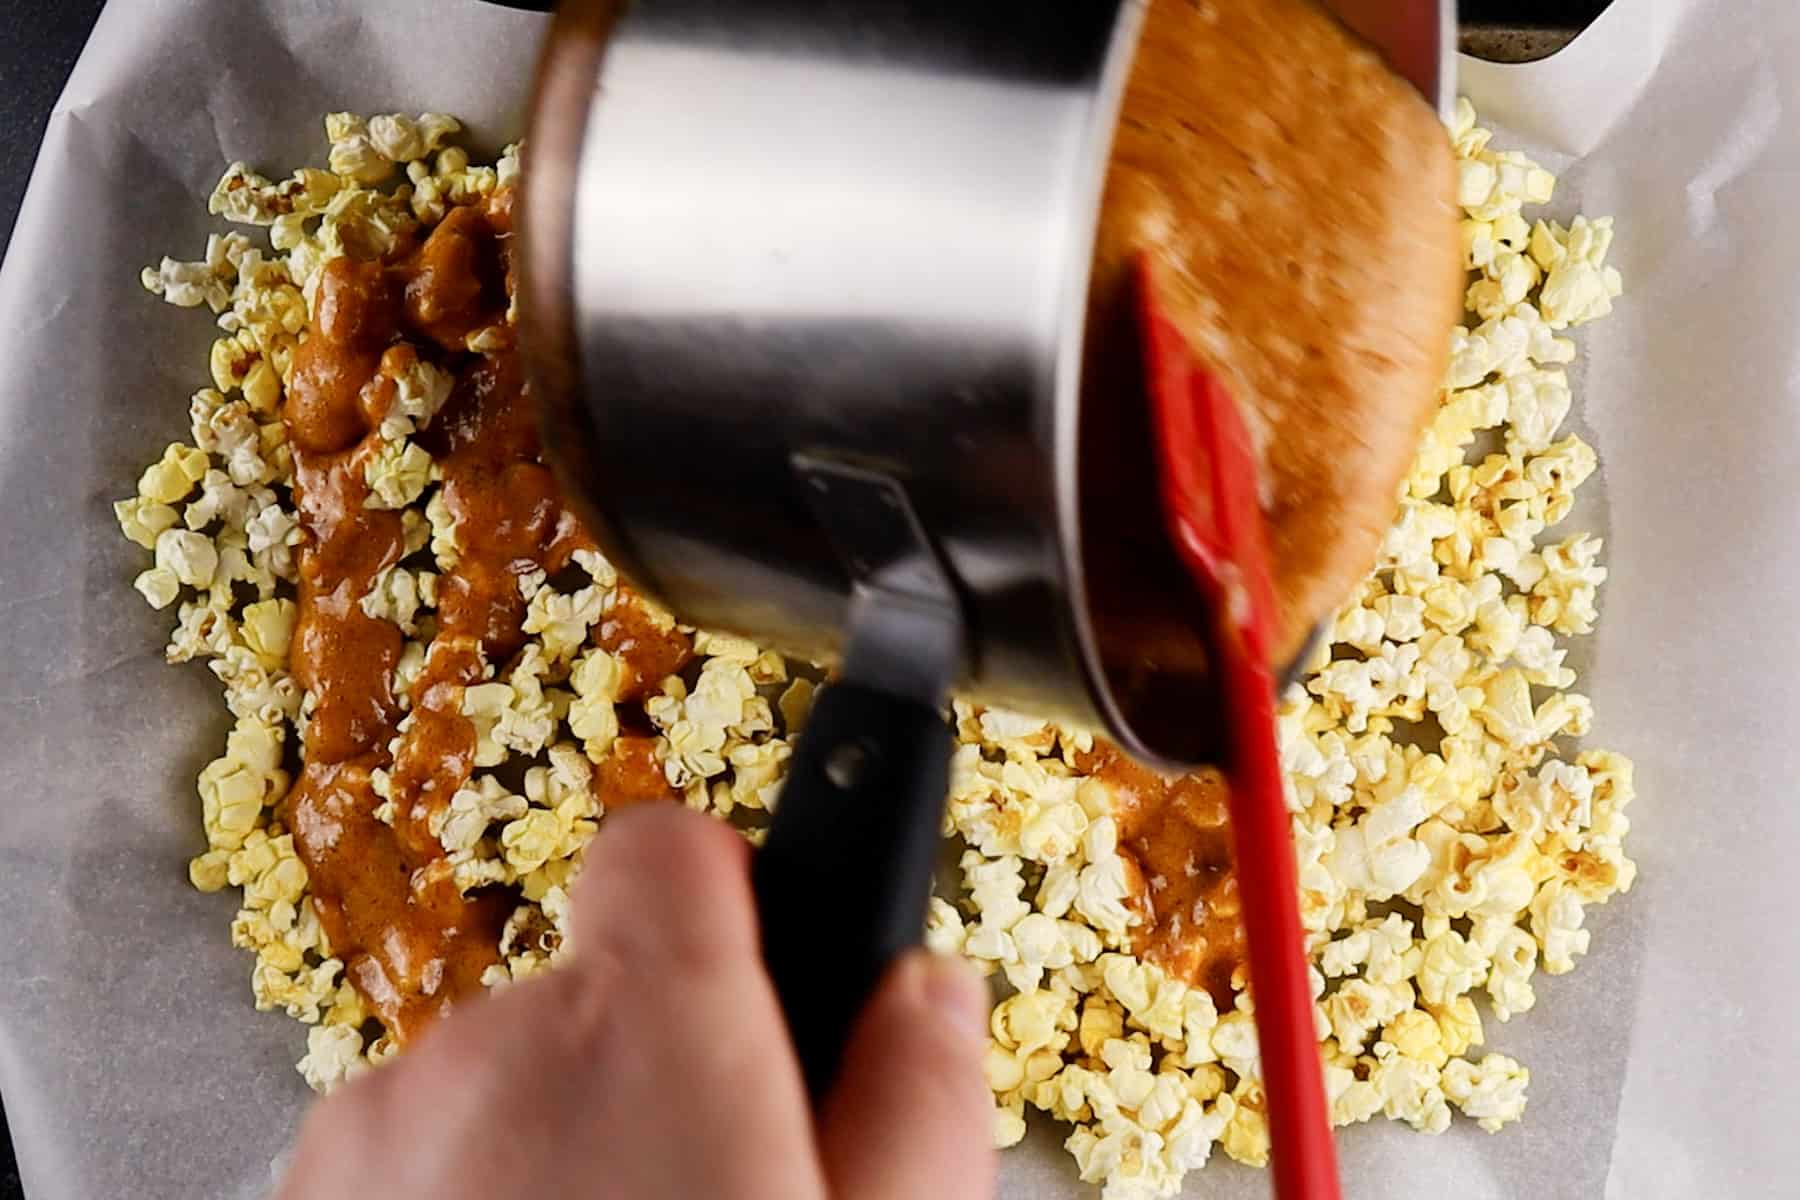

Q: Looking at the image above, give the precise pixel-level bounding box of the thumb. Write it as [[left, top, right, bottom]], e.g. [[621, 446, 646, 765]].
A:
[[817, 951, 997, 1200]]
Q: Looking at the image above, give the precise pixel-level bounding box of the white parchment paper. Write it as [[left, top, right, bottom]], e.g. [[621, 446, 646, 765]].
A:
[[0, 0, 1794, 1196]]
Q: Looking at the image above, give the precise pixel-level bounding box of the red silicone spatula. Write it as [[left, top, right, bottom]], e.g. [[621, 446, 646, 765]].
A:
[[1135, 254, 1342, 1200]]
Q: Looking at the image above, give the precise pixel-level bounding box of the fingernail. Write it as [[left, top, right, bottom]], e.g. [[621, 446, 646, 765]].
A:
[[915, 952, 989, 1043]]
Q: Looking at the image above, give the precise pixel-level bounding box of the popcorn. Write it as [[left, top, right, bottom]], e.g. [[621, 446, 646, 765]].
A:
[[244, 500, 300, 576], [1532, 533, 1608, 635], [425, 488, 462, 568], [195, 717, 290, 853], [645, 653, 765, 787], [1441, 1053, 1530, 1132], [719, 740, 790, 814], [243, 359, 282, 414], [1416, 929, 1490, 1007], [495, 646, 559, 757], [137, 442, 210, 506], [1482, 925, 1540, 1020], [139, 234, 253, 311], [572, 547, 617, 589], [434, 776, 528, 858], [401, 508, 431, 558], [524, 585, 606, 663], [375, 350, 455, 442], [239, 598, 297, 666], [496, 143, 523, 190], [133, 566, 182, 610], [1326, 979, 1412, 1055], [154, 528, 219, 589], [1528, 879, 1592, 974], [212, 651, 303, 724], [1218, 1085, 1272, 1167], [180, 469, 246, 532], [500, 809, 564, 876], [313, 179, 418, 267], [189, 850, 231, 893], [115, 496, 182, 550], [209, 163, 339, 227], [360, 566, 437, 636], [567, 659, 621, 763], [369, 113, 462, 164], [297, 1024, 367, 1093], [1369, 1053, 1452, 1134], [1074, 847, 1136, 938], [325, 114, 394, 184], [125, 100, 1638, 1183], [1534, 218, 1623, 328], [363, 438, 434, 509], [462, 682, 517, 769], [189, 389, 274, 486]]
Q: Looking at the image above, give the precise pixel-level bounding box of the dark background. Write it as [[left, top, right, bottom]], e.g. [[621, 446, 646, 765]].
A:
[[0, 0, 108, 258], [0, 0, 1614, 1195]]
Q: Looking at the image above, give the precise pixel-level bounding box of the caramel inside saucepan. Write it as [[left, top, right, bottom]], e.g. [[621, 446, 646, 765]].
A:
[[1074, 0, 1460, 982], [1079, 0, 1462, 755]]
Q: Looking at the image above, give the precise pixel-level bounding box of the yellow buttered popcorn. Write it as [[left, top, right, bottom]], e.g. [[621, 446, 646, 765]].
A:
[[361, 438, 434, 510]]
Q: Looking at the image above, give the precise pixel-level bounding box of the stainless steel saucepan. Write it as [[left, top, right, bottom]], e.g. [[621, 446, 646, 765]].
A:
[[515, 0, 1452, 1108]]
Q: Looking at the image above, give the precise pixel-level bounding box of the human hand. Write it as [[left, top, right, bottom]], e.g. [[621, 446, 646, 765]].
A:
[[275, 804, 996, 1200]]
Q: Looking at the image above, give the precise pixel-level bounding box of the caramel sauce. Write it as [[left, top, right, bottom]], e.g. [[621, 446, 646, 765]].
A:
[[596, 606, 695, 705], [593, 736, 682, 810], [280, 191, 690, 1041], [1089, 0, 1463, 666], [1070, 0, 1463, 1005], [1084, 744, 1246, 1007]]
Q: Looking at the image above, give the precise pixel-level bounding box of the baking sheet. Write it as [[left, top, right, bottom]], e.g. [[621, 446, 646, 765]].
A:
[[0, 0, 1794, 1196]]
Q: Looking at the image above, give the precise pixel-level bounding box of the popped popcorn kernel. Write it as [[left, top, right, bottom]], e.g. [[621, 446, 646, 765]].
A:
[[362, 438, 434, 510], [1442, 1053, 1530, 1132], [297, 1023, 367, 1093]]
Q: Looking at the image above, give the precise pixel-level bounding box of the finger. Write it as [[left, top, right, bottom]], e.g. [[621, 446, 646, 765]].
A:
[[560, 803, 826, 1199], [277, 966, 625, 1200], [818, 951, 996, 1200], [559, 801, 794, 1121], [284, 805, 827, 1200], [569, 801, 760, 974]]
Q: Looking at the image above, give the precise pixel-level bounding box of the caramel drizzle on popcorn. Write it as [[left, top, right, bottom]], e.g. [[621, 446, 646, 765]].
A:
[[283, 196, 531, 1039], [280, 193, 688, 1040], [1084, 747, 1247, 1007]]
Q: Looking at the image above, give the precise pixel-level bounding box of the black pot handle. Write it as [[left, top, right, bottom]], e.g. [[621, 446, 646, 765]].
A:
[[753, 681, 954, 1097], [753, 455, 965, 1098]]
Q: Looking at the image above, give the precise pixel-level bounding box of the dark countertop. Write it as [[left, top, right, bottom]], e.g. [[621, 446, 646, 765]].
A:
[[0, 0, 106, 263], [0, 2, 1611, 1197]]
